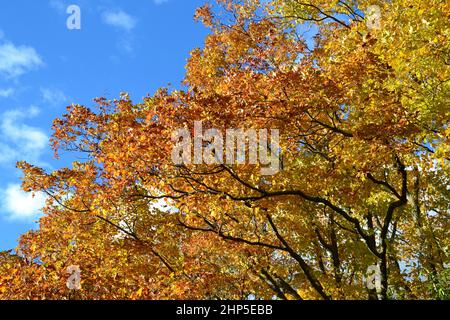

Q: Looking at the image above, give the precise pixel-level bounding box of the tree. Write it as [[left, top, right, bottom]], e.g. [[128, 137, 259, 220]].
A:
[[1, 0, 448, 300]]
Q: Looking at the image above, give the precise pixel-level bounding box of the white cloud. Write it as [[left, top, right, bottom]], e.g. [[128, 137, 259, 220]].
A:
[[101, 10, 138, 55], [1, 184, 46, 221], [0, 88, 14, 98], [1, 108, 47, 150], [102, 10, 137, 31], [40, 87, 68, 106], [0, 106, 48, 166], [0, 107, 49, 221], [0, 42, 43, 78]]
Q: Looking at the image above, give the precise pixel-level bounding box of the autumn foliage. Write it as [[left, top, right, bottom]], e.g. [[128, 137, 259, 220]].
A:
[[0, 0, 448, 300]]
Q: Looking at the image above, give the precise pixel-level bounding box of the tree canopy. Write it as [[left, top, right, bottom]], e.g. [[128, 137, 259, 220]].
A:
[[0, 0, 448, 300]]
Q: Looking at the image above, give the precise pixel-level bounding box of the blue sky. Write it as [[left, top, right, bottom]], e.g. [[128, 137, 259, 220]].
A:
[[0, 0, 208, 250]]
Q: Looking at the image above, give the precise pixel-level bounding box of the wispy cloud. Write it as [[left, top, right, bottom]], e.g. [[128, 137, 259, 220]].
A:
[[101, 9, 138, 56], [40, 87, 68, 106], [48, 0, 66, 12], [0, 88, 14, 98], [0, 107, 48, 221], [0, 42, 44, 79], [0, 106, 48, 166], [116, 35, 136, 55], [153, 0, 169, 5], [0, 184, 46, 221], [102, 10, 137, 31]]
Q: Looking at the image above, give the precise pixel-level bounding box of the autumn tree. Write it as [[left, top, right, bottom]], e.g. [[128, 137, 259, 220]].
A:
[[0, 0, 448, 300]]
